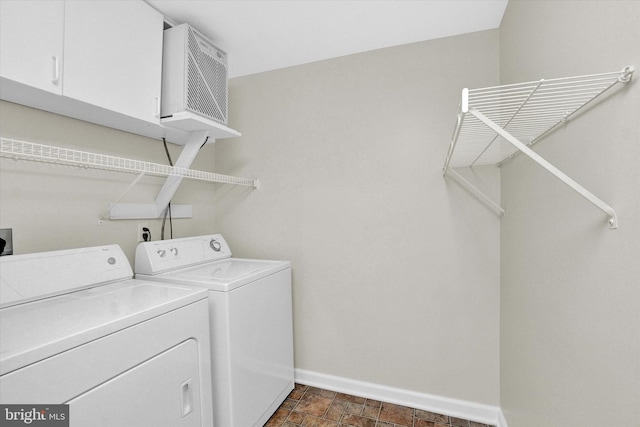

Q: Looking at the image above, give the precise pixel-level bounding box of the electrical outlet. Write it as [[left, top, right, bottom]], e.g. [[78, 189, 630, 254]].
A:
[[137, 223, 150, 242], [0, 228, 13, 256]]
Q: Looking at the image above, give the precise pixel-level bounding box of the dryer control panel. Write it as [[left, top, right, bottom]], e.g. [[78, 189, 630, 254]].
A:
[[0, 245, 132, 308], [134, 234, 232, 275]]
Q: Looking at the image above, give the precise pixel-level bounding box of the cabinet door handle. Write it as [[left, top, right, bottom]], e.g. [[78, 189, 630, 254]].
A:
[[154, 96, 161, 118], [52, 55, 60, 84]]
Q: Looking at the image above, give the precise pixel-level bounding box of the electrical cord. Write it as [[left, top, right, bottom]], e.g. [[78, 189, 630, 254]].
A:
[[159, 136, 209, 240]]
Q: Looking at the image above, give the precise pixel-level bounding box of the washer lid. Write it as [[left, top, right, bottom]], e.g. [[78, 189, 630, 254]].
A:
[[147, 258, 290, 291], [0, 280, 208, 375]]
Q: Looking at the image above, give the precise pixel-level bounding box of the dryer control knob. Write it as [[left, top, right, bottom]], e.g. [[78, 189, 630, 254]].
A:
[[210, 239, 221, 252], [157, 249, 166, 257], [169, 247, 179, 256]]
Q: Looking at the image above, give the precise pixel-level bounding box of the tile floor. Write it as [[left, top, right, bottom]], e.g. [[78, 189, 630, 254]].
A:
[[265, 384, 495, 427]]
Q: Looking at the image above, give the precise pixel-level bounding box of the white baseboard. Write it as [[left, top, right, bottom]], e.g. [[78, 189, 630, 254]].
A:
[[294, 368, 502, 426], [497, 409, 509, 427]]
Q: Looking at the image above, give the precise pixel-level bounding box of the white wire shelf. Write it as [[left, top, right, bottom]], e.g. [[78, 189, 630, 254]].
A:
[[0, 137, 258, 188], [442, 66, 635, 229], [444, 66, 635, 170]]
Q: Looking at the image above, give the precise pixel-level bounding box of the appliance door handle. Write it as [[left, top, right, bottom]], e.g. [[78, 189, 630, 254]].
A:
[[181, 379, 193, 417], [52, 55, 60, 84]]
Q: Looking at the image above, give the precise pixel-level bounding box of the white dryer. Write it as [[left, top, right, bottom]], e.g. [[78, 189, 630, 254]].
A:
[[0, 245, 214, 427], [135, 234, 294, 427]]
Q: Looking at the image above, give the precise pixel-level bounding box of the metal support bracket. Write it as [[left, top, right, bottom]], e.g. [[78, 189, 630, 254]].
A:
[[469, 108, 618, 229], [108, 130, 209, 220]]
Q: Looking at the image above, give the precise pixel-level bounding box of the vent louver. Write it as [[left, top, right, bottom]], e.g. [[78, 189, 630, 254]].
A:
[[185, 27, 227, 123], [161, 23, 229, 125]]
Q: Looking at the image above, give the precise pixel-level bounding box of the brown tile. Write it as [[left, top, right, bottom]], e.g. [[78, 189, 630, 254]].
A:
[[330, 399, 348, 410], [340, 414, 377, 427], [274, 385, 482, 427], [281, 398, 298, 411], [344, 402, 364, 415], [451, 417, 470, 427], [306, 386, 337, 399], [364, 399, 381, 408], [378, 402, 414, 426], [324, 401, 346, 421], [415, 409, 449, 423], [265, 408, 290, 426], [287, 411, 306, 424], [415, 420, 450, 427], [300, 416, 339, 427], [295, 393, 333, 417], [288, 384, 308, 401], [362, 404, 380, 419], [335, 392, 366, 404]]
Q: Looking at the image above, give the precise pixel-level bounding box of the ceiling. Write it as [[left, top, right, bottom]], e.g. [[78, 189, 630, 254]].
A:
[[146, 0, 508, 78]]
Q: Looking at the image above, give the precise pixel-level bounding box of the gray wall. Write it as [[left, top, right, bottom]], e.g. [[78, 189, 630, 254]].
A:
[[499, 1, 640, 426], [216, 30, 501, 405]]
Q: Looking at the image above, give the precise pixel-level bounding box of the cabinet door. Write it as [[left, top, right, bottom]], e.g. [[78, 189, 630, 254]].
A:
[[0, 1, 64, 94], [63, 1, 163, 124]]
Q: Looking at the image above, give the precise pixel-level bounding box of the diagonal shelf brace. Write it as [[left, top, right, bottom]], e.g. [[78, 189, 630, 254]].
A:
[[468, 107, 618, 229], [154, 129, 209, 216], [109, 130, 210, 220], [445, 168, 505, 217]]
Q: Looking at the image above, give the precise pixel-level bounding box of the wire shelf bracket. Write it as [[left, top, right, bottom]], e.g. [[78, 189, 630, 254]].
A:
[[0, 132, 259, 221], [443, 66, 634, 230]]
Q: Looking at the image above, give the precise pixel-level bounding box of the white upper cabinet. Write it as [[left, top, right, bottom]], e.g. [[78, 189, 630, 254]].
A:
[[0, 1, 65, 95], [0, 1, 163, 126], [63, 1, 164, 124], [0, 1, 233, 143]]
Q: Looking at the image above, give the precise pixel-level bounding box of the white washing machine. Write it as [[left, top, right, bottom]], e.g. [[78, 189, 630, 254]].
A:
[[0, 245, 214, 427], [135, 234, 294, 427]]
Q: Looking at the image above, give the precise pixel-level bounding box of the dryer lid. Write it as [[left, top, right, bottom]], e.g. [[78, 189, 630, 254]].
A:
[[0, 280, 208, 375]]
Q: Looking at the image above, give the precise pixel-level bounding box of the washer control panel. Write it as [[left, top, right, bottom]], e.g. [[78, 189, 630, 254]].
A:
[[135, 234, 232, 275], [209, 238, 222, 252]]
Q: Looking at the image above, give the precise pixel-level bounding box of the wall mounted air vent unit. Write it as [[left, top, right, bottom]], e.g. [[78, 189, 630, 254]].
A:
[[161, 23, 228, 125]]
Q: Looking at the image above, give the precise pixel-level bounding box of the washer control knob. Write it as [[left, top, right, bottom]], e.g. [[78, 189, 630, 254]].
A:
[[157, 249, 166, 257], [169, 247, 179, 256], [210, 239, 221, 252]]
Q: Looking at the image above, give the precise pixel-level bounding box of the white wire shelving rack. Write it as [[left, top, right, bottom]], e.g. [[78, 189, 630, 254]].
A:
[[0, 136, 259, 220], [443, 66, 635, 229], [0, 137, 257, 187]]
